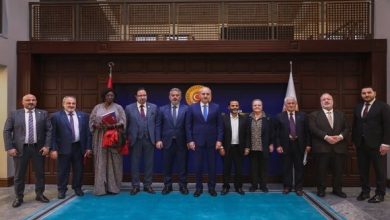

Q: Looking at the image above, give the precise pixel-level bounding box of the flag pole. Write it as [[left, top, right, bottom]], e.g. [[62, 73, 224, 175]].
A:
[[107, 62, 114, 89]]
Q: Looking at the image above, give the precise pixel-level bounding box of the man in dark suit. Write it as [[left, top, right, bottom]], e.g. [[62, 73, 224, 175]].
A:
[[3, 94, 52, 208], [125, 88, 158, 195], [50, 96, 92, 199], [309, 93, 349, 198], [275, 96, 311, 196], [156, 88, 189, 195], [352, 86, 390, 203], [221, 100, 247, 195], [186, 86, 223, 197]]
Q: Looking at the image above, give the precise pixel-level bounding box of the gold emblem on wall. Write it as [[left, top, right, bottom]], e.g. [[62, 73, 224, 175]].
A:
[[185, 85, 205, 105]]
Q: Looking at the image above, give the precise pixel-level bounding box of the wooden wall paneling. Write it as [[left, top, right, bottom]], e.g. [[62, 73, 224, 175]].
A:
[[17, 40, 387, 187]]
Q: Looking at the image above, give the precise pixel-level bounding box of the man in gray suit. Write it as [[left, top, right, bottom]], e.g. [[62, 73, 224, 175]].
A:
[[125, 88, 158, 195], [3, 94, 52, 207], [309, 93, 349, 198]]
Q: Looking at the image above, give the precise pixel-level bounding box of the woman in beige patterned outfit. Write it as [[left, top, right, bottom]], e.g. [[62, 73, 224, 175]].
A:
[[89, 89, 126, 195]]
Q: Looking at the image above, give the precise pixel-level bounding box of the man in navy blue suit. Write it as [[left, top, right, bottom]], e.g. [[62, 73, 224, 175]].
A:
[[275, 96, 311, 196], [156, 88, 189, 195], [186, 86, 223, 197], [50, 96, 92, 199]]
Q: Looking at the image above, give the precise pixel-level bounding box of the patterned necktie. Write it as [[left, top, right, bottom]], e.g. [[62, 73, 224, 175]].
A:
[[69, 112, 76, 142], [172, 105, 177, 125], [140, 105, 146, 119], [289, 112, 296, 138], [362, 103, 370, 118], [28, 110, 34, 144], [326, 111, 333, 128], [202, 105, 208, 121]]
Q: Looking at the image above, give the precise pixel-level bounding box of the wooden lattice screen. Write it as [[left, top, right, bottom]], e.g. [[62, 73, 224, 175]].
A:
[[30, 0, 373, 41]]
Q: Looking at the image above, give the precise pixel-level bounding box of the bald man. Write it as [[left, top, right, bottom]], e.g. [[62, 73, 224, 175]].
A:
[[3, 94, 52, 207]]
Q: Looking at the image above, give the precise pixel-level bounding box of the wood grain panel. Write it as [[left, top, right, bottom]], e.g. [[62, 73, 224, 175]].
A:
[[81, 76, 98, 90], [342, 76, 360, 90], [17, 40, 387, 187], [301, 75, 319, 90], [342, 94, 360, 109], [320, 75, 338, 90], [42, 76, 58, 90]]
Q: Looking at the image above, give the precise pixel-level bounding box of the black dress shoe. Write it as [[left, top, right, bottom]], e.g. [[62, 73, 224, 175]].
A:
[[208, 189, 217, 197], [74, 189, 84, 196], [161, 186, 173, 195], [130, 187, 140, 195], [12, 198, 23, 208], [221, 187, 229, 195], [58, 192, 66, 199], [179, 186, 189, 195], [356, 192, 370, 201], [235, 188, 245, 195], [194, 189, 203, 197], [249, 186, 257, 192], [317, 191, 325, 197], [332, 191, 347, 198], [282, 188, 291, 194], [296, 190, 304, 196], [368, 194, 384, 203], [260, 186, 269, 193], [36, 194, 50, 203], [144, 186, 155, 194]]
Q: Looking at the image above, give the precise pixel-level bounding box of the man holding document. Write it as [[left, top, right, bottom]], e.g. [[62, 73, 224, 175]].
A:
[[275, 96, 311, 196]]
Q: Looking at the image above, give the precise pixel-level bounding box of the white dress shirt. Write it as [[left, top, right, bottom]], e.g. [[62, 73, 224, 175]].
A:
[[230, 114, 239, 145]]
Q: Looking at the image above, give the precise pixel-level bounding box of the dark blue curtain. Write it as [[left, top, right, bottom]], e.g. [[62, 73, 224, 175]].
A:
[[115, 83, 286, 176]]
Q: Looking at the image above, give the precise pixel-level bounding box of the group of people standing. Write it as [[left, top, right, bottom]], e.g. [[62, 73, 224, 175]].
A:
[[3, 86, 390, 208]]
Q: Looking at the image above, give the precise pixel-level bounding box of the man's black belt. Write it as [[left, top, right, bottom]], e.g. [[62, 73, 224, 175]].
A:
[[24, 143, 37, 147]]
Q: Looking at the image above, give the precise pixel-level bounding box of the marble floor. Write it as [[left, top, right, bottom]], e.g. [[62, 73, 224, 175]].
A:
[[1, 184, 389, 220]]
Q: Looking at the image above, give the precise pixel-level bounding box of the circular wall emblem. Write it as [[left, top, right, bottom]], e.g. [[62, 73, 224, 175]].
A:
[[185, 85, 204, 105]]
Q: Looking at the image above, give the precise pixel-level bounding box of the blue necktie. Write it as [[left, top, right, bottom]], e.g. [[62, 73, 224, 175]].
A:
[[172, 105, 177, 125], [69, 112, 76, 142], [203, 105, 208, 121]]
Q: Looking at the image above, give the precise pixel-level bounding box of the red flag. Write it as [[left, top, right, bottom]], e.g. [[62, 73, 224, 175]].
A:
[[107, 72, 112, 89]]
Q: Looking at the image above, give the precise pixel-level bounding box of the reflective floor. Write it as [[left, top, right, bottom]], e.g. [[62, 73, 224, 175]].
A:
[[1, 184, 389, 220]]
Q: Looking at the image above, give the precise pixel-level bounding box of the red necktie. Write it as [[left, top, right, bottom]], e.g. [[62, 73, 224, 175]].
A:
[[362, 103, 370, 118], [140, 105, 146, 119]]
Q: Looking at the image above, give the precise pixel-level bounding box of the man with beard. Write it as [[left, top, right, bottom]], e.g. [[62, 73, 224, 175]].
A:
[[352, 86, 390, 203], [309, 93, 349, 198], [3, 94, 52, 207], [156, 88, 189, 195], [220, 100, 247, 195]]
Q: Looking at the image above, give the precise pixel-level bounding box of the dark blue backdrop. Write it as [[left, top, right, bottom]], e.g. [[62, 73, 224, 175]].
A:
[[115, 83, 286, 176]]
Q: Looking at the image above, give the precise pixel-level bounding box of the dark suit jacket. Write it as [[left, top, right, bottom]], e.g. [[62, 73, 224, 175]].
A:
[[352, 100, 390, 148], [274, 111, 311, 153], [125, 102, 158, 145], [221, 113, 247, 150], [309, 110, 349, 154], [246, 113, 274, 158], [3, 108, 52, 156], [50, 111, 92, 154], [156, 104, 188, 148], [186, 102, 223, 148]]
